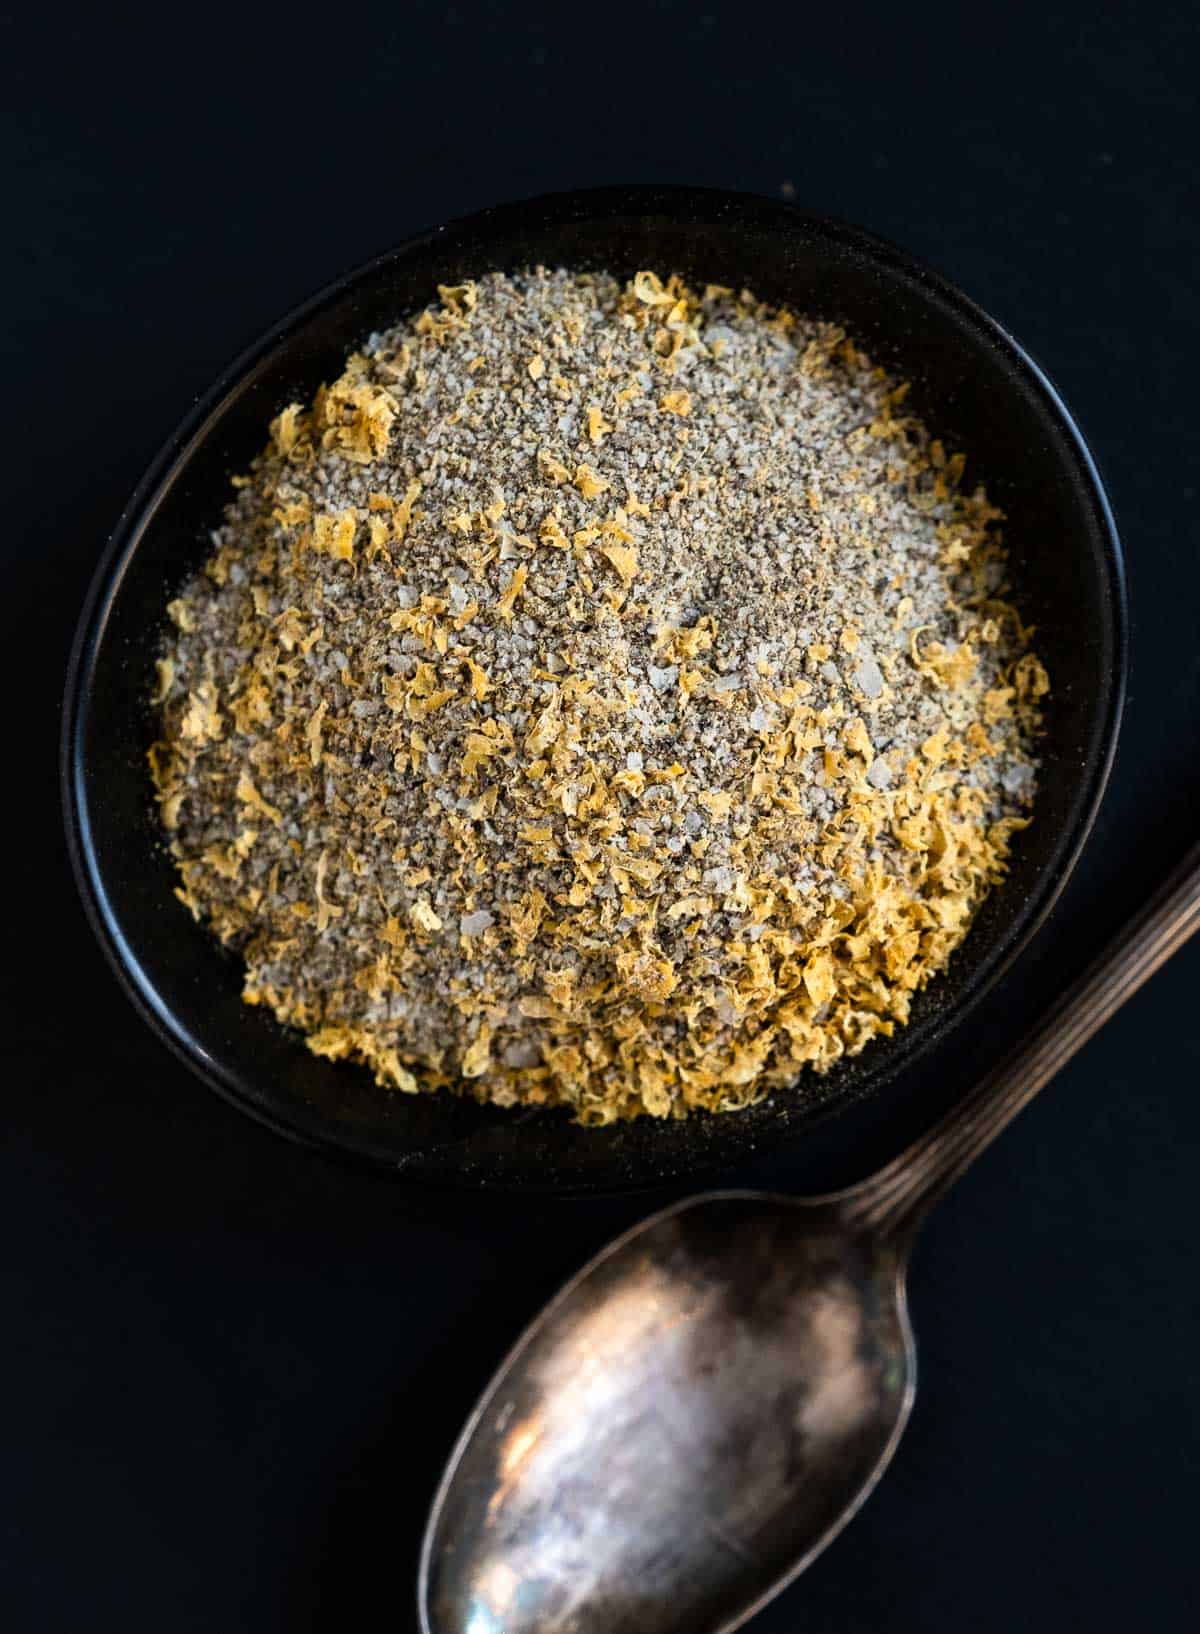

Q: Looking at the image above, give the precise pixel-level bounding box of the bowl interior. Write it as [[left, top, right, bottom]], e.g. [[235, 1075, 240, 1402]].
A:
[[65, 187, 1123, 1192]]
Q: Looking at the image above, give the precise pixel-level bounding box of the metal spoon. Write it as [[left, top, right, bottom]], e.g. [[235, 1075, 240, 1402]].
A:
[[420, 844, 1200, 1634]]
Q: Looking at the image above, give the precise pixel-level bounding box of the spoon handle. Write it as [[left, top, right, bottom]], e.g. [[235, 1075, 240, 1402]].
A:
[[843, 840, 1200, 1236]]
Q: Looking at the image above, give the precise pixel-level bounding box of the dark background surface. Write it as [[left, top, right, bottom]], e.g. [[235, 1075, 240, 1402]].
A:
[[4, 3, 1199, 1629]]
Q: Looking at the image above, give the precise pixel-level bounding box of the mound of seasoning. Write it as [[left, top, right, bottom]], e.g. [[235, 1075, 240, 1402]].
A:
[[150, 269, 1047, 1123]]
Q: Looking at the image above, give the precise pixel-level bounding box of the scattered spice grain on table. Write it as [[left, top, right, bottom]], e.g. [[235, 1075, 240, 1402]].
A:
[[149, 268, 1047, 1123]]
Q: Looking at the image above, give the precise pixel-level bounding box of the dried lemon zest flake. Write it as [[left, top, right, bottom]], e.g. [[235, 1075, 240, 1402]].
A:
[[313, 509, 357, 562], [494, 563, 528, 622], [598, 541, 638, 586], [236, 772, 281, 825], [152, 659, 175, 704], [409, 898, 443, 933], [587, 405, 612, 444], [573, 464, 608, 500]]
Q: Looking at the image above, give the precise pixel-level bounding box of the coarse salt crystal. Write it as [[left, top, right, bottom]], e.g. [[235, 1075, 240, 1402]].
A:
[[855, 655, 884, 698]]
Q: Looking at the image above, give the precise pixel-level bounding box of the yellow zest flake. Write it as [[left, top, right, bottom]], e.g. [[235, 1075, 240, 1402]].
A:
[[305, 1025, 355, 1062], [272, 495, 312, 528], [409, 898, 443, 933], [379, 916, 406, 950], [981, 685, 1015, 723], [416, 283, 478, 343], [306, 699, 327, 767], [666, 895, 712, 921], [462, 731, 502, 779], [231, 675, 272, 735], [232, 829, 258, 862], [400, 661, 456, 720], [698, 789, 733, 821], [273, 606, 306, 651], [494, 563, 528, 622], [389, 594, 449, 652], [631, 270, 674, 307], [362, 1044, 419, 1094], [625, 483, 651, 518], [406, 687, 456, 721], [539, 513, 571, 551], [573, 464, 608, 500], [1013, 654, 1050, 705], [236, 772, 282, 825], [910, 627, 978, 690], [543, 967, 578, 1011], [598, 540, 638, 586], [180, 682, 223, 744], [657, 616, 716, 661], [388, 478, 421, 543], [460, 1023, 492, 1078], [152, 659, 174, 704], [166, 598, 194, 633], [615, 948, 677, 1001], [587, 405, 613, 444], [464, 657, 492, 700], [269, 403, 306, 457], [201, 843, 241, 881], [660, 390, 692, 416], [411, 655, 446, 702], [508, 889, 548, 946], [528, 354, 546, 380], [314, 851, 343, 934], [525, 692, 561, 757], [315, 367, 398, 464], [313, 509, 357, 563], [381, 672, 408, 713], [537, 449, 571, 485], [440, 282, 477, 314], [517, 994, 559, 1020], [367, 516, 391, 562], [844, 717, 872, 758], [802, 949, 837, 1006], [606, 848, 662, 885]]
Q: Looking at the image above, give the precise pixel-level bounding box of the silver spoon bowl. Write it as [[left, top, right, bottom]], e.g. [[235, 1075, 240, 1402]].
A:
[[422, 1192, 912, 1634], [421, 843, 1200, 1634]]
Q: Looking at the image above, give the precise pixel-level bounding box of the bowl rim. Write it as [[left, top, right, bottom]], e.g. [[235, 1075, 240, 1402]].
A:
[[61, 183, 1128, 1192]]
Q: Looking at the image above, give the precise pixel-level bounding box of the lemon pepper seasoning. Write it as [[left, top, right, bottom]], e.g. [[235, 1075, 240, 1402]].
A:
[[151, 269, 1045, 1123]]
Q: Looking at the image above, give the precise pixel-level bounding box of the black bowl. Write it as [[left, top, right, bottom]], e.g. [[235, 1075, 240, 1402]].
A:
[[62, 186, 1126, 1194]]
